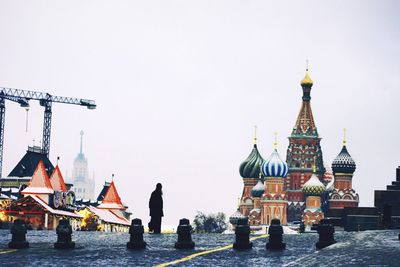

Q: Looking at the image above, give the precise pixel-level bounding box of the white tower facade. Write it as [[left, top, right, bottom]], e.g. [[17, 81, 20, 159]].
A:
[[72, 131, 95, 199]]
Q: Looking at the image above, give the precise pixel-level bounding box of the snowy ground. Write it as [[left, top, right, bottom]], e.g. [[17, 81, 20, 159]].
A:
[[0, 229, 399, 266]]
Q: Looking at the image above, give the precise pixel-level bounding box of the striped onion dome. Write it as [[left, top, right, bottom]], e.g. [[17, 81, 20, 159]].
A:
[[302, 174, 325, 196], [332, 145, 356, 174], [251, 179, 265, 197], [239, 144, 264, 179], [261, 149, 288, 178]]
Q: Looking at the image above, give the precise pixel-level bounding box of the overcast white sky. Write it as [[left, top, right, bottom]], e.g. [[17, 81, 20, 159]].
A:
[[1, 1, 399, 226]]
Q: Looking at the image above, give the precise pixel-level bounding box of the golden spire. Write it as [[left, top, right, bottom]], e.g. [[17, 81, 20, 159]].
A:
[[273, 132, 278, 150], [313, 156, 317, 173], [237, 197, 241, 209], [253, 125, 257, 144], [343, 128, 347, 146], [301, 59, 313, 86]]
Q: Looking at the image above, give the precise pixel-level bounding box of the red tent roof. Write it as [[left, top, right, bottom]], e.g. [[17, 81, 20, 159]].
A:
[[27, 160, 53, 190], [49, 165, 67, 192], [98, 180, 123, 209], [102, 181, 122, 205], [22, 160, 54, 196]]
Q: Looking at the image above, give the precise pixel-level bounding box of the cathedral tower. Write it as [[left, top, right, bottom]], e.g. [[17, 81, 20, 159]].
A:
[[329, 129, 359, 209], [238, 128, 264, 216], [301, 162, 325, 228], [261, 135, 288, 225], [248, 172, 264, 226], [286, 66, 325, 222]]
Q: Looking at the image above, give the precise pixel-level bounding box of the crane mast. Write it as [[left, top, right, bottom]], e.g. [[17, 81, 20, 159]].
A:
[[0, 87, 96, 178]]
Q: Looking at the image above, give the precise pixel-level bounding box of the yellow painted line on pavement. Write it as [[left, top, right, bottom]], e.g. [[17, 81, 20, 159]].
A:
[[0, 249, 16, 255], [154, 234, 268, 267], [99, 233, 117, 238]]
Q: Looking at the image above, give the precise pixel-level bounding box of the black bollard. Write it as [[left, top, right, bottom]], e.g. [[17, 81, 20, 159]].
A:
[[127, 218, 147, 250], [266, 218, 286, 250], [175, 218, 195, 249], [299, 222, 305, 233], [315, 219, 336, 249], [233, 217, 253, 250], [54, 219, 75, 249], [8, 219, 29, 249]]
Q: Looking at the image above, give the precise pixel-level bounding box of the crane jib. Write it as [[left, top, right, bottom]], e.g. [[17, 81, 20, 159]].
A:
[[0, 86, 96, 178]]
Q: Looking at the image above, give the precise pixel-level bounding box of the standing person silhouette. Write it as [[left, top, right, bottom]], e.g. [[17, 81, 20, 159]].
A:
[[149, 183, 163, 234]]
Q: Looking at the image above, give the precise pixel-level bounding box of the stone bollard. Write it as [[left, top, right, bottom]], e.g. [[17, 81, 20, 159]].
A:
[[175, 218, 195, 249], [299, 222, 305, 233], [266, 218, 286, 250], [233, 217, 253, 250], [315, 219, 336, 249], [54, 219, 75, 249], [8, 219, 29, 249], [127, 218, 147, 250]]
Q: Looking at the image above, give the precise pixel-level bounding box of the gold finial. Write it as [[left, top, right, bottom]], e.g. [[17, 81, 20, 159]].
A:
[[273, 132, 278, 150], [253, 125, 257, 144], [112, 173, 114, 182], [237, 197, 241, 209], [301, 60, 313, 86], [343, 128, 347, 146]]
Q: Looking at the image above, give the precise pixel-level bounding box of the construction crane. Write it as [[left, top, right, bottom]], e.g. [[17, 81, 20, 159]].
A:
[[0, 87, 96, 177]]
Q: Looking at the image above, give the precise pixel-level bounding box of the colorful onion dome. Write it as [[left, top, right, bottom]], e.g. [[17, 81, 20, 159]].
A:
[[332, 130, 356, 174], [302, 174, 325, 196], [332, 145, 356, 174], [261, 148, 288, 178], [251, 178, 265, 197], [239, 143, 264, 179], [323, 165, 334, 184]]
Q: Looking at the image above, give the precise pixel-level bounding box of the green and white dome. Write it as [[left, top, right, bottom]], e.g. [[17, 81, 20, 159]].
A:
[[302, 174, 325, 196]]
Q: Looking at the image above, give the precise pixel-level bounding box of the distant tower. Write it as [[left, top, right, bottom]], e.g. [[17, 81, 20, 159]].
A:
[[248, 172, 264, 226], [261, 134, 288, 225], [286, 65, 325, 222], [238, 127, 264, 216], [72, 131, 95, 199], [329, 129, 359, 209], [302, 160, 325, 228]]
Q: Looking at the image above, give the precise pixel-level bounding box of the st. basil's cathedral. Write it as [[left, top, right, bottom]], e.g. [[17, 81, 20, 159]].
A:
[[231, 67, 360, 228]]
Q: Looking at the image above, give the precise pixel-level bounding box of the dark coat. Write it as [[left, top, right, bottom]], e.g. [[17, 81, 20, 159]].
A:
[[149, 189, 163, 217]]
